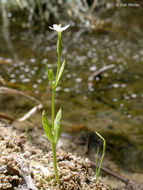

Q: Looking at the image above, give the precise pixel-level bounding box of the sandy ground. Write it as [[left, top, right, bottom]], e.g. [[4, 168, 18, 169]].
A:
[[0, 120, 110, 190]]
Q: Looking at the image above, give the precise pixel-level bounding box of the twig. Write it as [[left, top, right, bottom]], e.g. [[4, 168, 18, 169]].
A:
[[88, 64, 115, 91], [0, 87, 40, 104], [0, 87, 43, 122], [90, 161, 143, 189], [17, 104, 43, 122], [89, 160, 129, 184], [88, 64, 115, 82], [0, 104, 43, 123], [0, 112, 15, 122]]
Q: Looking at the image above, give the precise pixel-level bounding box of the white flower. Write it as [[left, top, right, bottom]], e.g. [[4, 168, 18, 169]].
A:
[[49, 24, 70, 32]]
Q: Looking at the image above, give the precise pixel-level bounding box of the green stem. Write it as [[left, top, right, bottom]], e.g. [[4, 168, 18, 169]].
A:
[[55, 32, 62, 83], [97, 138, 106, 175], [51, 30, 62, 185], [95, 132, 106, 182], [52, 88, 55, 131], [52, 143, 60, 184]]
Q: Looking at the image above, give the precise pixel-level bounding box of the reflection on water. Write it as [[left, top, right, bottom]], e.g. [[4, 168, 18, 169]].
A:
[[0, 8, 143, 171]]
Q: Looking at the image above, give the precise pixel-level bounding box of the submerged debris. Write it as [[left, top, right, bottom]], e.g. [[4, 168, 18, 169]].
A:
[[0, 120, 110, 190]]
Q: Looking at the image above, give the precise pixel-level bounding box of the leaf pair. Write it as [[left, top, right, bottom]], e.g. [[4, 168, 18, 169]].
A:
[[42, 109, 62, 144], [42, 110, 54, 143], [46, 60, 65, 89], [55, 60, 65, 87], [54, 108, 62, 143], [46, 66, 54, 87]]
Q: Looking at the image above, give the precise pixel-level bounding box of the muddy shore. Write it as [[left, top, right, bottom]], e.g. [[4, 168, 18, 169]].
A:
[[0, 120, 110, 190]]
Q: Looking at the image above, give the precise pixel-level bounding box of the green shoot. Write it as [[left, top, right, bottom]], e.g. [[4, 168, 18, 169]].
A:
[[95, 132, 106, 182], [42, 24, 70, 184]]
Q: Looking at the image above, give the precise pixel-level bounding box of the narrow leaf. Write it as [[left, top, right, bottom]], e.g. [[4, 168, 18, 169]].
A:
[[95, 132, 106, 182], [46, 65, 54, 86], [55, 60, 65, 87], [42, 110, 54, 143], [54, 109, 62, 143]]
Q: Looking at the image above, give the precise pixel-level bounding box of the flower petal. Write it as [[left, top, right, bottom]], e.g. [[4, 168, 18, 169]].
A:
[[53, 24, 62, 32], [61, 24, 70, 31], [49, 24, 70, 32], [49, 26, 54, 30]]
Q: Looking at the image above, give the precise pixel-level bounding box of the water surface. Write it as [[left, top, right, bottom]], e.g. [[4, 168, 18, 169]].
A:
[[0, 7, 143, 172]]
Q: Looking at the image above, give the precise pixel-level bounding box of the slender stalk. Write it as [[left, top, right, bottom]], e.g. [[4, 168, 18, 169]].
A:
[[95, 132, 106, 182], [51, 88, 55, 131], [97, 137, 106, 175], [51, 30, 62, 184], [52, 84, 60, 183], [43, 24, 70, 185], [52, 143, 60, 184], [55, 32, 62, 82]]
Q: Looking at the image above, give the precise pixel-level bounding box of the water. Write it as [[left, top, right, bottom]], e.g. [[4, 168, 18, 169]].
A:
[[0, 8, 143, 172]]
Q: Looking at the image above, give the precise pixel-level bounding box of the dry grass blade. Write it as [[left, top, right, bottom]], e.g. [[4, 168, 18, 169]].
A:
[[0, 87, 43, 122], [17, 103, 43, 122], [0, 87, 40, 104]]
